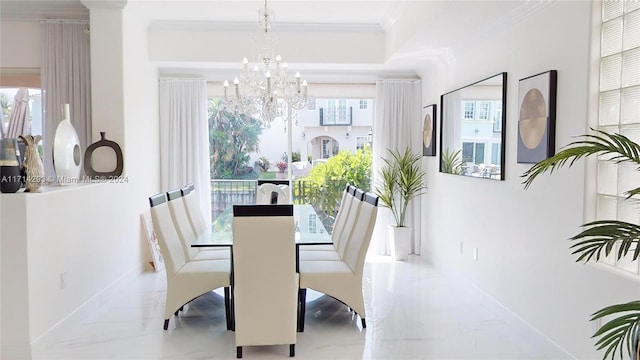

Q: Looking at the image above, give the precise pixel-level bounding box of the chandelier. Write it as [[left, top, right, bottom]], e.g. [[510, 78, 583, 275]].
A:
[[222, 0, 309, 127]]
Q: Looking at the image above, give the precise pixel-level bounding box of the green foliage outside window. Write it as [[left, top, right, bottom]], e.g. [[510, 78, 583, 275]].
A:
[[296, 146, 371, 228], [208, 99, 262, 179]]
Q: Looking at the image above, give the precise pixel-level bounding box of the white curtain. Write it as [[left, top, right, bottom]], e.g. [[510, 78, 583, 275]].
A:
[[372, 79, 422, 255], [41, 20, 92, 178], [159, 79, 212, 227]]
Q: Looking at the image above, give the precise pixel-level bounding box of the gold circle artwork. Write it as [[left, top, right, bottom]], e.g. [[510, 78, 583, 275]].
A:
[[423, 114, 433, 148], [519, 88, 547, 150]]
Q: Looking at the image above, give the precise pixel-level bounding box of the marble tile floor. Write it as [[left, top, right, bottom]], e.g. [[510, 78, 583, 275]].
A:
[[32, 256, 572, 360]]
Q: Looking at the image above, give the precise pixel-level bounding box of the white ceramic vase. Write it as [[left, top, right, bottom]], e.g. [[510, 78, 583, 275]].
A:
[[53, 104, 82, 185], [389, 225, 411, 261]]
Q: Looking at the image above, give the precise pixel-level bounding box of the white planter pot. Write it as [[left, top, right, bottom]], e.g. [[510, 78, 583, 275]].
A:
[[388, 225, 411, 261]]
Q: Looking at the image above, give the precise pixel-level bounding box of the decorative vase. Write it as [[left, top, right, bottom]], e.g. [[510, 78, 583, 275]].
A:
[[0, 138, 23, 193], [389, 225, 411, 261], [84, 132, 123, 179], [19, 135, 44, 192], [53, 104, 82, 185]]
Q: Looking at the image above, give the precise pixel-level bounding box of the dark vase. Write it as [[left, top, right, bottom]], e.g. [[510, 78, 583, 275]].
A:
[[84, 132, 123, 179], [0, 138, 23, 193]]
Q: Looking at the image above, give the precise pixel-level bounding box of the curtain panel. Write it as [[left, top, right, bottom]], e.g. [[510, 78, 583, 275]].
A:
[[159, 79, 212, 227], [41, 20, 92, 179], [373, 79, 422, 255]]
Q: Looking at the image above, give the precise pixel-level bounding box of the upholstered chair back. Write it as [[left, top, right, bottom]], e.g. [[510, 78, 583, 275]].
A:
[[331, 185, 355, 246], [256, 183, 290, 204], [167, 189, 200, 260], [336, 189, 364, 258], [149, 194, 187, 274], [232, 204, 297, 350], [181, 184, 208, 235], [343, 192, 379, 273]]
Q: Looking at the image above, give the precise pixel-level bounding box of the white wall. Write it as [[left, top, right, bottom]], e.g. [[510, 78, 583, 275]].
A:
[[418, 1, 639, 357], [1, 184, 136, 358], [0, 4, 160, 355], [0, 21, 41, 69]]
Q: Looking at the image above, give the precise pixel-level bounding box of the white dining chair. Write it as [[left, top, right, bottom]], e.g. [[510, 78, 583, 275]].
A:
[[167, 189, 230, 261], [299, 184, 354, 252], [181, 184, 207, 235], [232, 204, 298, 358], [297, 191, 379, 332], [297, 185, 358, 261], [149, 193, 232, 331], [256, 182, 290, 204]]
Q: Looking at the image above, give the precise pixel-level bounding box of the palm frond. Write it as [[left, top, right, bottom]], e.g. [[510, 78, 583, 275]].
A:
[[522, 129, 640, 189], [591, 302, 640, 360], [569, 220, 640, 263]]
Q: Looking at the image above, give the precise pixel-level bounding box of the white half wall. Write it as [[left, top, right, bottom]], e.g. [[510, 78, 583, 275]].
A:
[[418, 1, 639, 358], [1, 183, 139, 358]]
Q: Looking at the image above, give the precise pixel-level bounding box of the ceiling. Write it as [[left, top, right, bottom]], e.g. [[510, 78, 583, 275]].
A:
[[0, 0, 546, 81]]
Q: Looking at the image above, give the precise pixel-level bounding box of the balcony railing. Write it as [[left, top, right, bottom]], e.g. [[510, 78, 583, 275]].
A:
[[210, 179, 337, 233]]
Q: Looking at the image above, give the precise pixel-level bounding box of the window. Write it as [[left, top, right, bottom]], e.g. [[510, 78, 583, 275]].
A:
[[359, 99, 368, 110], [491, 143, 500, 165], [356, 136, 367, 150], [596, 1, 640, 275], [320, 99, 351, 125], [462, 142, 485, 164], [308, 213, 317, 233], [478, 102, 490, 121], [307, 99, 316, 110], [0, 87, 43, 138], [463, 101, 475, 120], [493, 103, 503, 132]]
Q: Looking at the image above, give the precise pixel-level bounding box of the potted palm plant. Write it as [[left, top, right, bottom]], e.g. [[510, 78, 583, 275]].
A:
[[374, 147, 426, 260], [522, 129, 639, 360]]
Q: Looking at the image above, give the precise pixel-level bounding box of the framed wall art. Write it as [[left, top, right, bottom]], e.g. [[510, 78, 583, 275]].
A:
[[422, 104, 437, 156], [517, 70, 557, 163]]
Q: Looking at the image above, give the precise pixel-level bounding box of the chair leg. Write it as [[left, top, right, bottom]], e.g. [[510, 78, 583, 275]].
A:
[[289, 344, 295, 357], [297, 288, 307, 332], [224, 287, 232, 330], [237, 346, 242, 358], [361, 317, 366, 329], [163, 319, 169, 330]]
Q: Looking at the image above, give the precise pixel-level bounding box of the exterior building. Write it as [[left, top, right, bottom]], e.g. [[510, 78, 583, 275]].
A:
[[252, 98, 373, 173]]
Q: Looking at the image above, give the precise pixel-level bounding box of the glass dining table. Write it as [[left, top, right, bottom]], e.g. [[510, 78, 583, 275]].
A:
[[191, 204, 332, 248]]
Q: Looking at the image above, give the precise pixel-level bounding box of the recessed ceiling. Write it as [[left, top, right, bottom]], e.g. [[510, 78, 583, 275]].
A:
[[0, 0, 88, 20]]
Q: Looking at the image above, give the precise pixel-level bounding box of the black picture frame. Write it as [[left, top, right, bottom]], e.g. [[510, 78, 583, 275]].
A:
[[517, 70, 557, 163], [422, 104, 436, 156]]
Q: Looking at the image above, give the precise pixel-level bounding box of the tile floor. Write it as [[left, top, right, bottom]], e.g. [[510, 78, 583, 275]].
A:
[[32, 255, 571, 359]]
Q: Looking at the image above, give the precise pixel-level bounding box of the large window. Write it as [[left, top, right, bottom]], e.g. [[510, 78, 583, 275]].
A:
[[0, 87, 42, 138], [596, 1, 640, 275], [320, 99, 351, 125]]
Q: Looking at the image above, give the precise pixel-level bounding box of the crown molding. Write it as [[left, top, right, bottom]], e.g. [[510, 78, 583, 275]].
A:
[[149, 20, 383, 34], [80, 0, 127, 10], [0, 1, 89, 21]]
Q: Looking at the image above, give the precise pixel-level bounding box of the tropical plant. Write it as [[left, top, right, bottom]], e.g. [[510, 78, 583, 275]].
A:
[[208, 99, 262, 179], [254, 156, 271, 172], [441, 148, 464, 175], [282, 151, 301, 162], [522, 129, 640, 360], [374, 147, 426, 227], [299, 146, 372, 229]]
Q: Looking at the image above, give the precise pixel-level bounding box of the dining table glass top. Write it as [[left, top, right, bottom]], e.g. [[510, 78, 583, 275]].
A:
[[191, 204, 332, 247]]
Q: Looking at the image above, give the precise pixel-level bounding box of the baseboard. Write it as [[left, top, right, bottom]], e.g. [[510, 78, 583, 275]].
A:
[[30, 263, 147, 352]]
